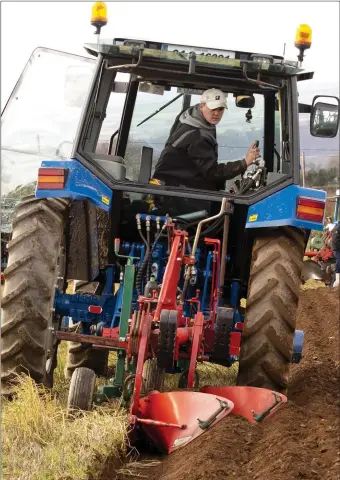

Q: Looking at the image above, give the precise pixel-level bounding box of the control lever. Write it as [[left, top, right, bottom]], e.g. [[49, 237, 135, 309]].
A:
[[253, 140, 263, 166], [240, 140, 267, 190], [230, 141, 265, 194], [247, 140, 264, 170]]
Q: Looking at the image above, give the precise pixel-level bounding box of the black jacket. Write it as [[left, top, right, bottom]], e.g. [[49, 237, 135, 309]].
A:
[[332, 223, 340, 251], [153, 104, 248, 190]]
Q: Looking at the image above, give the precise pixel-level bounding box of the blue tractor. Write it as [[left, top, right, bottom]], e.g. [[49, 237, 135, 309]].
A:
[[1, 13, 339, 441]]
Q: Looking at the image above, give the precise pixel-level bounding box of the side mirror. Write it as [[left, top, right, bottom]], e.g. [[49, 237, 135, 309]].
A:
[[310, 95, 339, 138], [235, 95, 255, 109], [64, 65, 94, 108]]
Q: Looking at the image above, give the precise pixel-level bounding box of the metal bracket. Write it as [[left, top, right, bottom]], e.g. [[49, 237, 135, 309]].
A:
[[242, 64, 282, 90], [198, 398, 229, 430], [252, 392, 282, 422]]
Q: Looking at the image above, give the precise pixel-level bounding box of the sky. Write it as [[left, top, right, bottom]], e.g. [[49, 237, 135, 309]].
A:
[[1, 1, 339, 107]]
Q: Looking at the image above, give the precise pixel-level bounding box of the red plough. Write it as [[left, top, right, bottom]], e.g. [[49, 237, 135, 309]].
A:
[[122, 214, 287, 453]]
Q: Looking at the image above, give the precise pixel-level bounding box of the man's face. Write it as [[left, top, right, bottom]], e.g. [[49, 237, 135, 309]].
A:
[[200, 103, 225, 125]]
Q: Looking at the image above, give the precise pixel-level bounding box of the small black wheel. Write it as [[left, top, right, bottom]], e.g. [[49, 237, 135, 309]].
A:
[[157, 310, 177, 370], [142, 358, 165, 394], [123, 374, 136, 405], [67, 367, 96, 413]]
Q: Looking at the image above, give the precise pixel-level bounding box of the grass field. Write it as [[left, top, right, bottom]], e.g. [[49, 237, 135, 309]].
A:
[[1, 343, 129, 480], [1, 340, 238, 480]]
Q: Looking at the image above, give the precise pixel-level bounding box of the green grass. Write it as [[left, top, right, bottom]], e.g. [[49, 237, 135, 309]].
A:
[[2, 341, 238, 480], [164, 361, 239, 391], [1, 346, 129, 480]]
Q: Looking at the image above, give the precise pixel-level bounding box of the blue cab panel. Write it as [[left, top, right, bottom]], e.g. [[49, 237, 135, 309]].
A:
[[35, 159, 112, 211], [36, 158, 327, 232], [246, 184, 326, 231]]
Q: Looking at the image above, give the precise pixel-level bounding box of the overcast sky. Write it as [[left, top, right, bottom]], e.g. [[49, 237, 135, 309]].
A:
[[1, 1, 339, 107]]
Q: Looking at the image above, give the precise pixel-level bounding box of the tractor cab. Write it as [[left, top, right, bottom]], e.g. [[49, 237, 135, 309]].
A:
[[61, 36, 339, 204], [2, 29, 338, 224]]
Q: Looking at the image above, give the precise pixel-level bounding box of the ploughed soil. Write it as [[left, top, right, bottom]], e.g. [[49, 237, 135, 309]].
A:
[[123, 287, 340, 480]]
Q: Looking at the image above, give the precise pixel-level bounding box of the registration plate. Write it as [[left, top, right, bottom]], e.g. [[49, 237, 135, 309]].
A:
[[161, 43, 235, 60]]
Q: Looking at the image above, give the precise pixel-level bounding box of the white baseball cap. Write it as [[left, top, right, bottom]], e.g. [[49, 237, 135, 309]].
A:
[[200, 88, 228, 110]]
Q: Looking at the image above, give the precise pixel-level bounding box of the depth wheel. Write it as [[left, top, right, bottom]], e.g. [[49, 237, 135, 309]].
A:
[[237, 227, 305, 393], [142, 358, 165, 394], [67, 367, 96, 413], [157, 310, 177, 370]]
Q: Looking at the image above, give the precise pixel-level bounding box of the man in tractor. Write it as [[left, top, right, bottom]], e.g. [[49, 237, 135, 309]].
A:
[[153, 88, 260, 191], [332, 222, 340, 287]]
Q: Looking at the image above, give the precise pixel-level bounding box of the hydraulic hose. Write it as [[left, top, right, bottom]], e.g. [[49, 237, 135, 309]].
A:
[[135, 244, 150, 296], [188, 215, 224, 241], [180, 198, 228, 304], [219, 214, 230, 300], [146, 224, 167, 282], [135, 217, 150, 296], [136, 223, 166, 295]]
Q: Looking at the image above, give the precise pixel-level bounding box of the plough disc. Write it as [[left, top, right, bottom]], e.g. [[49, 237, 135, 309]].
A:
[[134, 390, 234, 453]]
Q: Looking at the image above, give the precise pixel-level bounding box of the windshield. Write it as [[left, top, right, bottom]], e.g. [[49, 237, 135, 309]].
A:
[[96, 81, 273, 182], [1, 48, 96, 199], [126, 88, 266, 181]]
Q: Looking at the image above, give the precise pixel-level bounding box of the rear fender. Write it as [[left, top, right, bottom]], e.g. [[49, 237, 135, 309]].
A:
[[35, 158, 113, 210], [36, 159, 112, 281], [245, 184, 326, 231]]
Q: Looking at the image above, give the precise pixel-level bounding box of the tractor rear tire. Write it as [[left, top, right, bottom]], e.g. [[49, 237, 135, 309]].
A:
[[67, 367, 96, 413], [1, 196, 69, 393], [237, 227, 305, 394], [142, 358, 165, 394]]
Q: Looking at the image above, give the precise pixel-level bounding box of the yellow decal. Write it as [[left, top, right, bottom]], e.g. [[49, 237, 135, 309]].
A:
[[249, 213, 258, 222], [102, 195, 110, 205], [149, 178, 161, 185]]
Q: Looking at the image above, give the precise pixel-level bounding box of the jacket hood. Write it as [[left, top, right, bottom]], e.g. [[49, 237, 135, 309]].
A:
[[179, 104, 216, 131]]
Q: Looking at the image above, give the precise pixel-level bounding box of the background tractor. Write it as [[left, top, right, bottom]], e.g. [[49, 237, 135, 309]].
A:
[[1, 9, 339, 452], [302, 189, 340, 286]]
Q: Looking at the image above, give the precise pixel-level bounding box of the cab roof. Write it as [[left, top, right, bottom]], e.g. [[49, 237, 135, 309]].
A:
[[84, 37, 306, 77], [83, 38, 314, 95]]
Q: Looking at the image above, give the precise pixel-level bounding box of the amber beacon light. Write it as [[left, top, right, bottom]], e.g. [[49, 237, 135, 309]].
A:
[[294, 24, 312, 65], [91, 2, 108, 35]]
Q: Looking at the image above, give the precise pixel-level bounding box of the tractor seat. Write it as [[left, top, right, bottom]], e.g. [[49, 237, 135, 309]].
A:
[[138, 146, 153, 184], [90, 153, 126, 181]]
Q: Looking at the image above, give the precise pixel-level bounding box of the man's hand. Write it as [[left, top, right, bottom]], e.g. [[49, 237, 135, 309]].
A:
[[245, 142, 260, 167]]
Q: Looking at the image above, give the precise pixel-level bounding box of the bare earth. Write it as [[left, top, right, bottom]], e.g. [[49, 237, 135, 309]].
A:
[[123, 287, 340, 480]]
